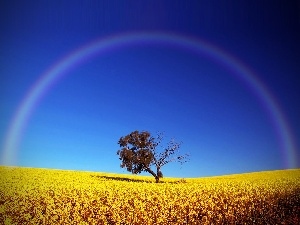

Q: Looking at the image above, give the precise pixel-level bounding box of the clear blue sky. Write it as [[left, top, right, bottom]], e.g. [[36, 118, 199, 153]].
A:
[[1, 1, 299, 177]]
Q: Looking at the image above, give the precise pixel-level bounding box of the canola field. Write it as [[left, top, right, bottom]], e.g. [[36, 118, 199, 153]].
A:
[[0, 166, 299, 224]]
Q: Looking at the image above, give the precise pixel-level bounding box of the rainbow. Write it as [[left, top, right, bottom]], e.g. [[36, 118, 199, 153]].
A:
[[1, 32, 298, 168]]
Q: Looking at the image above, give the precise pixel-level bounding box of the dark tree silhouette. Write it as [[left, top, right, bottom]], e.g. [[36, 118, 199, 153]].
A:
[[117, 130, 189, 183]]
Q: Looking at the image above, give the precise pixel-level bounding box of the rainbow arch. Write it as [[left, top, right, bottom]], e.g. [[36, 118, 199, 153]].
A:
[[1, 32, 298, 168]]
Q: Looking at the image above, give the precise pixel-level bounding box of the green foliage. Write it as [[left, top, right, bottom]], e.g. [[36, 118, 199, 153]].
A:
[[117, 131, 155, 174]]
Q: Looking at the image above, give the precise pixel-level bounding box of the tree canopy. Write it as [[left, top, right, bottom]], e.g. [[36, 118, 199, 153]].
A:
[[117, 130, 189, 183]]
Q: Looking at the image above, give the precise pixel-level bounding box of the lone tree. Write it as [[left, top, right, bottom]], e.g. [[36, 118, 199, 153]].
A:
[[117, 130, 189, 183]]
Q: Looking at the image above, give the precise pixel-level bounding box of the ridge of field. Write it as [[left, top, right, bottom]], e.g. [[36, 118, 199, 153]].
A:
[[0, 166, 299, 224], [1, 165, 299, 181]]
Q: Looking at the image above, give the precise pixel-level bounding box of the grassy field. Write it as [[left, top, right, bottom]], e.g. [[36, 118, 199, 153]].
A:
[[0, 166, 299, 224]]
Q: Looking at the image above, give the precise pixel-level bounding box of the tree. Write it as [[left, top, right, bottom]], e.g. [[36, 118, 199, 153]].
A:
[[117, 130, 189, 183]]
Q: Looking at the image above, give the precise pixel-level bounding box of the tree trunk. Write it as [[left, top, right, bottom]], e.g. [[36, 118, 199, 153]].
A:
[[155, 167, 161, 183], [155, 176, 159, 183], [146, 167, 159, 183]]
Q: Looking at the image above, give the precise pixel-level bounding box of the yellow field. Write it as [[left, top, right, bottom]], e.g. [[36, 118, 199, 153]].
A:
[[0, 166, 299, 224]]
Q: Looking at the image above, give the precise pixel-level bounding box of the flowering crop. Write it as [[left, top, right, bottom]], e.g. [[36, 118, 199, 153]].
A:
[[0, 166, 299, 224]]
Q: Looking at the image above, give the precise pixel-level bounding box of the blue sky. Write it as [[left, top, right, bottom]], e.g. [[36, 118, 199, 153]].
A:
[[1, 1, 299, 177]]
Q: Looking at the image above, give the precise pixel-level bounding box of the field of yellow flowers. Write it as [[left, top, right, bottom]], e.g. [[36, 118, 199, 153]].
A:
[[0, 166, 299, 224]]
